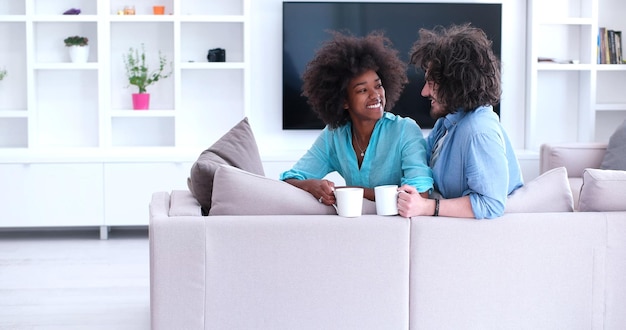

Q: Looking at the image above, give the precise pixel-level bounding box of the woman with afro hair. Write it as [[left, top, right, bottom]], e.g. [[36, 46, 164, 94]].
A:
[[280, 31, 433, 205]]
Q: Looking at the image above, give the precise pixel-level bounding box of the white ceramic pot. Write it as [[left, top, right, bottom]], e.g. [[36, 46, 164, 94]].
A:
[[68, 45, 89, 63]]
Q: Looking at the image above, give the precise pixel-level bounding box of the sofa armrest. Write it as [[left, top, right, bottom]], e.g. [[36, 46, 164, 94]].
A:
[[150, 192, 207, 330], [540, 143, 607, 177]]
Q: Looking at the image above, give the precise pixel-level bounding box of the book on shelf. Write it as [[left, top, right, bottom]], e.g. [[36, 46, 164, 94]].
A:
[[599, 27, 607, 64], [609, 30, 617, 64], [598, 27, 624, 64], [616, 31, 623, 64]]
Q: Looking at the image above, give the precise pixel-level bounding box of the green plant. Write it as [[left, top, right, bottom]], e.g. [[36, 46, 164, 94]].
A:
[[0, 68, 6, 81], [64, 35, 89, 47], [123, 44, 172, 94]]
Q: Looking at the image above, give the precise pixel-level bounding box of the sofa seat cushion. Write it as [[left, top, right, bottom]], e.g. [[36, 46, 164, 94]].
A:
[[188, 117, 264, 213], [505, 167, 574, 213], [209, 164, 377, 215], [578, 168, 626, 212]]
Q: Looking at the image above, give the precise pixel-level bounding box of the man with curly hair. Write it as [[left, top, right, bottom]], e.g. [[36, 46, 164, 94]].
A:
[[398, 24, 523, 219], [280, 31, 433, 205]]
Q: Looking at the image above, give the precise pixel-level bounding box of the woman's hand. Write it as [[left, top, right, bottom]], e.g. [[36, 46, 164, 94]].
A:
[[284, 178, 336, 205]]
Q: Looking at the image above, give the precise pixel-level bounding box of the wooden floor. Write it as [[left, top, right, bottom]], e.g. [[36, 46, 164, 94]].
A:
[[0, 228, 150, 329]]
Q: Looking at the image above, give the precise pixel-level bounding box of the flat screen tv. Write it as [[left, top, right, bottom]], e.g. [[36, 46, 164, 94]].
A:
[[283, 2, 502, 130]]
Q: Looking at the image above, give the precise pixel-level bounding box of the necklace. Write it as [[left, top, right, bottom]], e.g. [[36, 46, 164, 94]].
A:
[[353, 130, 367, 158]]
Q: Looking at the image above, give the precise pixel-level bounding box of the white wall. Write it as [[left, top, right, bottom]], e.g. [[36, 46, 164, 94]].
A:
[[248, 0, 528, 159]]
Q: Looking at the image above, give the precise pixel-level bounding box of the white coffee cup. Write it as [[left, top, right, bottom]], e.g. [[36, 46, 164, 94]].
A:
[[333, 187, 364, 217], [374, 185, 399, 216]]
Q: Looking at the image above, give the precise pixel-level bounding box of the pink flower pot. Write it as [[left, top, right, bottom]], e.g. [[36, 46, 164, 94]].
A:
[[132, 93, 150, 110]]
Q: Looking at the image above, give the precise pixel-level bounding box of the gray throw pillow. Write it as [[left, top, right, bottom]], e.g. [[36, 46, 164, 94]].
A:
[[209, 164, 378, 216], [601, 119, 626, 170], [188, 117, 264, 213]]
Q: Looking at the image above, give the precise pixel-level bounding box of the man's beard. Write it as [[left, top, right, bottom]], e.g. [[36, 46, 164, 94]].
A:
[[429, 99, 448, 120]]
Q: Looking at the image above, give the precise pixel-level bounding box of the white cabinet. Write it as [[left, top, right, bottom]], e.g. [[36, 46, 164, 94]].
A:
[[527, 0, 626, 150], [0, 0, 249, 235], [0, 163, 104, 227]]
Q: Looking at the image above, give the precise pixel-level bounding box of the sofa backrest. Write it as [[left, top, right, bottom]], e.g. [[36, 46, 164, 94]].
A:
[[150, 203, 412, 329], [409, 213, 609, 329]]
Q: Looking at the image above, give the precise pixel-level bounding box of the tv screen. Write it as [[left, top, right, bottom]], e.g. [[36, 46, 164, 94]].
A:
[[283, 2, 502, 130]]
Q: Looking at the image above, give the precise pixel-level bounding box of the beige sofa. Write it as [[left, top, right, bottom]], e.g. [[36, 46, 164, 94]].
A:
[[150, 143, 626, 329]]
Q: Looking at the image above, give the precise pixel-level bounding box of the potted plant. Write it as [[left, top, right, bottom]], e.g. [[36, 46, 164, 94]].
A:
[[64, 35, 89, 63], [0, 68, 6, 81], [123, 44, 172, 110]]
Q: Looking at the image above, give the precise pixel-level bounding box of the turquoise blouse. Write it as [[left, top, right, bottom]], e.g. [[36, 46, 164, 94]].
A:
[[280, 112, 433, 192]]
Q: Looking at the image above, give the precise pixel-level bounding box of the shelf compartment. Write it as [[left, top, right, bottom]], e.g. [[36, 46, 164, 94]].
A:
[[0, 1, 25, 15], [0, 21, 27, 111], [34, 22, 98, 63], [177, 69, 244, 147], [534, 0, 594, 21], [180, 22, 244, 63], [596, 70, 626, 104], [0, 118, 27, 148], [111, 117, 175, 147], [180, 0, 243, 16], [33, 0, 97, 16], [109, 0, 175, 16], [535, 24, 594, 65], [531, 71, 587, 148], [110, 22, 175, 111], [35, 70, 99, 148]]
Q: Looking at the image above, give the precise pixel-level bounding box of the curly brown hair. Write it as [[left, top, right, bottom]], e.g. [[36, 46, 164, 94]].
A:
[[301, 30, 408, 129], [408, 23, 501, 113]]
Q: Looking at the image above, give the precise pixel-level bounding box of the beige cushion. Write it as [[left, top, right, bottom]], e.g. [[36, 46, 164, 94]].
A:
[[188, 118, 264, 212], [209, 165, 377, 215], [505, 167, 574, 213], [578, 168, 626, 212]]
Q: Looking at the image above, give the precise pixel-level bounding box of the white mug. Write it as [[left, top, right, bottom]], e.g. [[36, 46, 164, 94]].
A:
[[374, 185, 399, 216], [333, 187, 364, 217]]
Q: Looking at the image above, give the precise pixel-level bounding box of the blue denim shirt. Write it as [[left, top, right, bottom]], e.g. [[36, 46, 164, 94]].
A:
[[281, 112, 434, 192], [427, 106, 524, 219]]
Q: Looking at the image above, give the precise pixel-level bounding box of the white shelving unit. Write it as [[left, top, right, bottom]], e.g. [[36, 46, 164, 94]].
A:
[[527, 0, 626, 150], [0, 0, 250, 238]]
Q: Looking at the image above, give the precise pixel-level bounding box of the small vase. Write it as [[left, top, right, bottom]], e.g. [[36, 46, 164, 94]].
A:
[[68, 45, 89, 63], [153, 5, 165, 15], [132, 93, 150, 110]]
